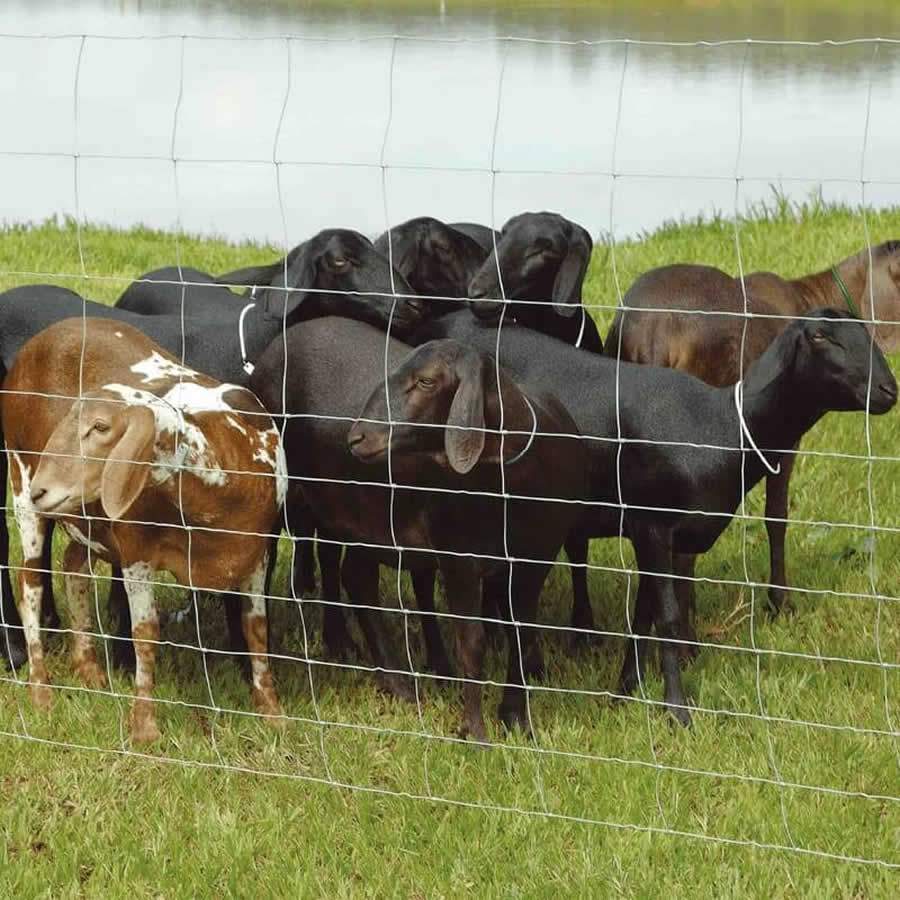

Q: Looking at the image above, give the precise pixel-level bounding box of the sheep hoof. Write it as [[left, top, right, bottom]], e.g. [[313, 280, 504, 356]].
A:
[[259, 707, 286, 731], [766, 587, 795, 619], [618, 669, 639, 699], [376, 672, 417, 704], [252, 687, 285, 727], [458, 720, 490, 748], [677, 640, 700, 666], [30, 680, 53, 711], [499, 703, 533, 740], [667, 701, 692, 729], [76, 658, 107, 690], [129, 702, 161, 744]]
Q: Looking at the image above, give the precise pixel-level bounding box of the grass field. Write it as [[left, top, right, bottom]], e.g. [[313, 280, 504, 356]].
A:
[[1, 201, 899, 897]]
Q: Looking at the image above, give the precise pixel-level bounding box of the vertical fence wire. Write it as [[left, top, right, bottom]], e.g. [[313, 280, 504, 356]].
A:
[[732, 39, 797, 851]]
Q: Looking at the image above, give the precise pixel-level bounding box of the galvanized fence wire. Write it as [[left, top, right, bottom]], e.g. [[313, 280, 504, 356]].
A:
[[0, 32, 898, 871]]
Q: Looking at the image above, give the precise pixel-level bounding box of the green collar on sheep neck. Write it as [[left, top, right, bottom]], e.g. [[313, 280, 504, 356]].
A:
[[831, 266, 861, 319]]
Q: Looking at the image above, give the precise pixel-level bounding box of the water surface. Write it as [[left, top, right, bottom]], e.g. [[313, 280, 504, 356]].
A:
[[1, 1, 898, 248]]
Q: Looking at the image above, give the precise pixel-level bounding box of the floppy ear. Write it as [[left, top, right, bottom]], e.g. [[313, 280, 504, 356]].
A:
[[870, 252, 900, 353], [100, 406, 156, 522], [445, 351, 486, 474], [388, 227, 422, 281], [215, 261, 286, 288], [552, 224, 593, 317], [888, 253, 900, 284], [217, 241, 318, 320]]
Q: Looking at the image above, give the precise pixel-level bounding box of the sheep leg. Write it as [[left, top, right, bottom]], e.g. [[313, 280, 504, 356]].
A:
[[39, 520, 60, 631], [411, 567, 454, 678], [63, 540, 106, 689], [0, 571, 26, 671], [341, 547, 414, 702], [617, 570, 655, 700], [10, 452, 52, 708], [486, 568, 544, 680], [122, 562, 161, 743], [224, 591, 249, 658], [0, 443, 27, 670], [441, 557, 487, 743], [0, 518, 27, 670], [673, 553, 699, 663], [318, 539, 357, 661], [631, 525, 691, 727], [565, 531, 596, 647], [765, 448, 796, 617], [240, 554, 284, 726], [480, 571, 504, 648], [107, 565, 136, 672], [299, 540, 317, 596], [219, 547, 270, 663], [496, 561, 548, 736], [286, 502, 317, 597]]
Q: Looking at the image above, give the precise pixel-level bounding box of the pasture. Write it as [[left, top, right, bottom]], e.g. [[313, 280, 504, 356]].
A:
[[1, 198, 899, 897]]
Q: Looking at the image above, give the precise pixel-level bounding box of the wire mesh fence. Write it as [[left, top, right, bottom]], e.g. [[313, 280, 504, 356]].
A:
[[0, 30, 898, 873]]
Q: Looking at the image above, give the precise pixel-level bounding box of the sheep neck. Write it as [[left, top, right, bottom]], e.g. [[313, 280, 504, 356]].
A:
[[482, 375, 539, 468], [732, 329, 824, 462], [791, 252, 867, 316]]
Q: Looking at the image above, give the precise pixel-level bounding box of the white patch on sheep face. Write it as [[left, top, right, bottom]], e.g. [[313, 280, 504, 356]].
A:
[[130, 352, 200, 385], [62, 522, 108, 556], [11, 452, 43, 561], [253, 426, 288, 508]]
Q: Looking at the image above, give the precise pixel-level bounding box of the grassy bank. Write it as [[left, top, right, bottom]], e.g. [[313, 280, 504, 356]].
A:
[[1, 204, 899, 897]]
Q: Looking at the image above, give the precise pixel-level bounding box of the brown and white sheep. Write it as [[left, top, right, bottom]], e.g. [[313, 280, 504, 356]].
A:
[[2, 318, 286, 742]]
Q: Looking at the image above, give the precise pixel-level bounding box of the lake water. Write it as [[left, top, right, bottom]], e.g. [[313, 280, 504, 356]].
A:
[[1, 1, 899, 247]]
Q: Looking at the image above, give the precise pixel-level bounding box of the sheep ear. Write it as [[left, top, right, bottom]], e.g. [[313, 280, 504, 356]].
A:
[[391, 228, 422, 280], [100, 406, 156, 522], [889, 255, 900, 284], [215, 261, 285, 289], [445, 352, 486, 474], [552, 225, 593, 317], [870, 253, 900, 352], [277, 239, 321, 317]]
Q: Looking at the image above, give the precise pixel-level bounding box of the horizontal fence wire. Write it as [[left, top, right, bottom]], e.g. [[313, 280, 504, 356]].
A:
[[1, 30, 898, 874]]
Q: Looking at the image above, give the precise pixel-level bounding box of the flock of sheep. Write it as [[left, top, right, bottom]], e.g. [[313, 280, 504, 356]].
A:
[[1, 211, 899, 744]]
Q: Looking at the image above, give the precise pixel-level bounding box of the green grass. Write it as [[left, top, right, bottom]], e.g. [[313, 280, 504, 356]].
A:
[[2, 201, 900, 897]]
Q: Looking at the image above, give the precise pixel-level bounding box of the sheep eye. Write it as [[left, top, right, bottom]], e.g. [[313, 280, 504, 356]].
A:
[[811, 332, 829, 344], [417, 377, 436, 389], [91, 421, 110, 435], [331, 257, 349, 269]]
